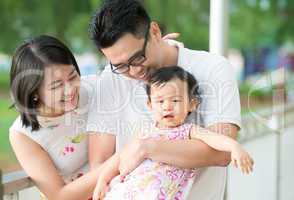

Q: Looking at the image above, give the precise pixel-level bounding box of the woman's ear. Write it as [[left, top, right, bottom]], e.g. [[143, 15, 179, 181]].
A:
[[189, 98, 199, 112], [150, 21, 162, 41], [147, 99, 152, 110]]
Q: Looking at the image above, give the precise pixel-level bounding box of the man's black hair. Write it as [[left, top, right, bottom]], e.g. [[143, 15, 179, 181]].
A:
[[90, 0, 151, 49]]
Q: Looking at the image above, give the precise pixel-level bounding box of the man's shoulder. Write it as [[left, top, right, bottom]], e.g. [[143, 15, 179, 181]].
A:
[[179, 47, 233, 81], [180, 48, 228, 69]]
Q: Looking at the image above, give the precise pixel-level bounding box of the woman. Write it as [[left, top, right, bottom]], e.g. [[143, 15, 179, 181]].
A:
[[9, 35, 115, 200]]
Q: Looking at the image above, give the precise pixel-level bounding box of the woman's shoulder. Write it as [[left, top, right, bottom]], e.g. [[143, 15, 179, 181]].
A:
[[9, 116, 30, 135], [9, 116, 42, 149], [9, 116, 50, 145]]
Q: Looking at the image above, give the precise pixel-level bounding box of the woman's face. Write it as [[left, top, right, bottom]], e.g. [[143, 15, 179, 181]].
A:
[[37, 64, 80, 117]]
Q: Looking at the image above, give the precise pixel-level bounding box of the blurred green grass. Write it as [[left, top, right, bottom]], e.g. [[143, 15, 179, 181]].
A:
[[0, 98, 18, 163], [0, 70, 19, 170], [0, 70, 9, 91]]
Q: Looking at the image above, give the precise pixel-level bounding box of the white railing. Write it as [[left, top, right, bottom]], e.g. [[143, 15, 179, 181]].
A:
[[2, 103, 294, 200], [1, 170, 38, 200]]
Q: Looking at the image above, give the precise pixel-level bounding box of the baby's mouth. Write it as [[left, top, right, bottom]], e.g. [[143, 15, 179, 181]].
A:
[[163, 114, 174, 119]]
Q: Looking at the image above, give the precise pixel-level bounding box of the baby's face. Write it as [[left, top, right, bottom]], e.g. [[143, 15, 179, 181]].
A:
[[148, 78, 196, 128]]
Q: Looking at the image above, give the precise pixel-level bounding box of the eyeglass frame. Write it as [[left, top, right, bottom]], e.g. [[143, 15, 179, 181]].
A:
[[110, 24, 150, 74]]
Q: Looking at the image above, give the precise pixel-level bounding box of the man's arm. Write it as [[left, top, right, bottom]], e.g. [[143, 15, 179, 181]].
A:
[[118, 123, 238, 176], [143, 123, 238, 168], [88, 132, 116, 170], [92, 153, 120, 200]]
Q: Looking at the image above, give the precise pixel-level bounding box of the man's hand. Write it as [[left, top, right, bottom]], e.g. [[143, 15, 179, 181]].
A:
[[118, 138, 147, 178], [162, 33, 180, 40], [92, 178, 109, 200]]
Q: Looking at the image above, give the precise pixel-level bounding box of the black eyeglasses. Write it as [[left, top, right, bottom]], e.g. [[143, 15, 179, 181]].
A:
[[110, 25, 150, 74]]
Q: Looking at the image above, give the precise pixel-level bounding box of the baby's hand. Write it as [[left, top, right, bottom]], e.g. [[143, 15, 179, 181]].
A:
[[92, 178, 109, 200], [231, 145, 254, 174]]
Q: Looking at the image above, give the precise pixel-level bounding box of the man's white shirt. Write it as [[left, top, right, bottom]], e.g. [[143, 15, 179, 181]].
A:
[[87, 41, 241, 200]]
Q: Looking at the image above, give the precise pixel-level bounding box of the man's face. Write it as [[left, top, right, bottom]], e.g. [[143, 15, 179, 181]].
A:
[[101, 33, 162, 81]]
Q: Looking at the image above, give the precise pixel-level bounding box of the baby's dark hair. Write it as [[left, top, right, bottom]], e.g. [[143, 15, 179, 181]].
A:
[[146, 66, 200, 101]]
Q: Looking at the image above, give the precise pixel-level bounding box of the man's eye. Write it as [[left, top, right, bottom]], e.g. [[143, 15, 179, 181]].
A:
[[131, 55, 145, 65], [116, 64, 128, 69]]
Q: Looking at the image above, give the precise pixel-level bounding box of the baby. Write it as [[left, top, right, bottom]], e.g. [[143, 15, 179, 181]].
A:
[[93, 66, 254, 200]]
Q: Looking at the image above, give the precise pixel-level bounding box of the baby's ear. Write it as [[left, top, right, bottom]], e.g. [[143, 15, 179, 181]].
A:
[[189, 98, 199, 112]]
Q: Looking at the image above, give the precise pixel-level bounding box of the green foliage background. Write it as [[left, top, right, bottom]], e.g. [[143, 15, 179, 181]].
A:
[[0, 0, 292, 54]]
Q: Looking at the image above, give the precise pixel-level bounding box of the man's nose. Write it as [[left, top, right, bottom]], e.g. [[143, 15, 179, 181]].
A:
[[129, 65, 143, 74]]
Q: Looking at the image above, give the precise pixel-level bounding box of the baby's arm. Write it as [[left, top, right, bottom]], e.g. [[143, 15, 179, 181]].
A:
[[189, 124, 254, 173], [93, 153, 120, 200]]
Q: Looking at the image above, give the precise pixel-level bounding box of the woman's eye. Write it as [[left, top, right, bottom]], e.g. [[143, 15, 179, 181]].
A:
[[69, 75, 77, 81], [50, 84, 62, 90]]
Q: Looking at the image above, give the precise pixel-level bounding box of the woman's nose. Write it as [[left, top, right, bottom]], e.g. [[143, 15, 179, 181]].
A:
[[64, 83, 73, 95]]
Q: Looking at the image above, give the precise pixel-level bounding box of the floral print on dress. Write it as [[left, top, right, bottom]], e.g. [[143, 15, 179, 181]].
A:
[[60, 133, 87, 156], [104, 123, 199, 200]]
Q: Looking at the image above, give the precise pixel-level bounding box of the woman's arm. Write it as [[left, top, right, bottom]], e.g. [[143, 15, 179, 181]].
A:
[[9, 131, 103, 200]]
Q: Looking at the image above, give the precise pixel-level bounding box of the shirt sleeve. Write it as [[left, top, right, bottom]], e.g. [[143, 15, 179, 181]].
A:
[[199, 59, 241, 129]]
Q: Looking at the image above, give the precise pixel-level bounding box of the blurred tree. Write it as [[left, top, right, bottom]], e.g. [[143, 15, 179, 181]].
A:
[[0, 0, 292, 54], [145, 0, 210, 50], [276, 0, 294, 43], [230, 0, 293, 49], [0, 0, 99, 54]]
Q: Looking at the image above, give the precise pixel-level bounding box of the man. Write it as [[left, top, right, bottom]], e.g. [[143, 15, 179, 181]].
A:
[[87, 0, 241, 199]]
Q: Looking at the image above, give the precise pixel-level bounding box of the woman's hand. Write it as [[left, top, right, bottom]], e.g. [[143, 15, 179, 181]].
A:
[[231, 145, 254, 174]]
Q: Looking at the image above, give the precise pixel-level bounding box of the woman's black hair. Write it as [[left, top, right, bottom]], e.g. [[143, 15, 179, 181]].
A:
[[10, 35, 80, 131]]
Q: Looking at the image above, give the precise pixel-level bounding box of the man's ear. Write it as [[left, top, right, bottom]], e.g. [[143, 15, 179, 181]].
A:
[[150, 21, 162, 41], [189, 98, 199, 112]]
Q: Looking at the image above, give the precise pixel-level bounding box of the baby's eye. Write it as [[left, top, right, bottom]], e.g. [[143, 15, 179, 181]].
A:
[[156, 100, 164, 104], [173, 99, 181, 102]]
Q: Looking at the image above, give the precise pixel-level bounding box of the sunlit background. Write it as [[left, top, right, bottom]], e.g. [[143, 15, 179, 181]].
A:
[[0, 0, 293, 199]]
